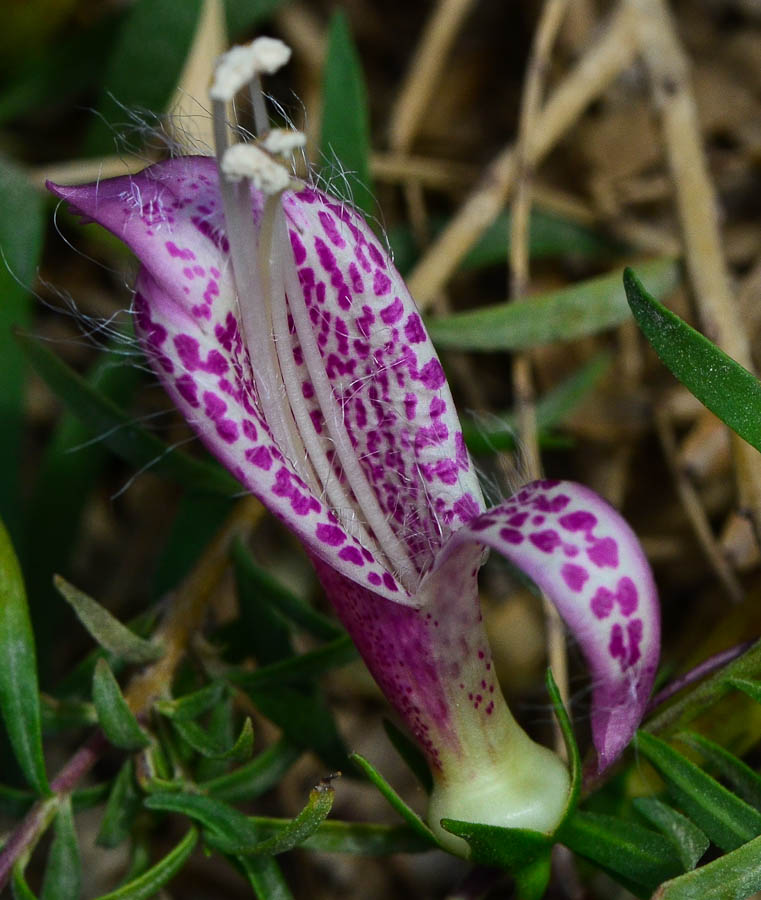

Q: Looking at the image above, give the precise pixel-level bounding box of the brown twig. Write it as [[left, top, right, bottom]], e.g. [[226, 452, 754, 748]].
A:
[[407, 2, 638, 309], [628, 0, 761, 552]]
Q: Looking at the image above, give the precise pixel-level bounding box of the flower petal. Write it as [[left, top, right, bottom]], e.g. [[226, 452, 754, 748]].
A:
[[431, 480, 660, 771], [281, 186, 484, 571], [48, 160, 410, 602]]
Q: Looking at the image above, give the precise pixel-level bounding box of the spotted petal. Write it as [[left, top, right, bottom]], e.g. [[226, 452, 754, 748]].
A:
[[428, 479, 660, 771], [48, 157, 483, 600]]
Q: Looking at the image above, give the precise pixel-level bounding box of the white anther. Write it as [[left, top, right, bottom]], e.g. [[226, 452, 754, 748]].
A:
[[221, 144, 292, 193], [261, 128, 307, 157], [210, 37, 291, 101]]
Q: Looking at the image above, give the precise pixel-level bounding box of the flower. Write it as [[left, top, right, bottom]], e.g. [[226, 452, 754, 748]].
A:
[[48, 38, 659, 854]]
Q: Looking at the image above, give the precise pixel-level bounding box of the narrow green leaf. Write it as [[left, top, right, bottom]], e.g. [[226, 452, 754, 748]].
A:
[[92, 659, 150, 751], [382, 719, 433, 794], [145, 791, 261, 848], [514, 853, 552, 900], [546, 668, 581, 824], [93, 828, 198, 900], [11, 864, 37, 900], [210, 781, 335, 856], [350, 753, 438, 846], [0, 783, 34, 817], [681, 730, 761, 812], [238, 855, 294, 900], [41, 695, 98, 734], [250, 818, 434, 855], [230, 635, 357, 691], [172, 716, 254, 762], [223, 0, 285, 37], [727, 677, 761, 706], [232, 542, 343, 644], [636, 731, 761, 852], [428, 258, 679, 351], [156, 682, 227, 722], [201, 738, 301, 804], [17, 333, 240, 496], [655, 829, 761, 900], [634, 796, 708, 871], [55, 576, 163, 664], [243, 685, 348, 771], [625, 266, 761, 452], [441, 819, 551, 871], [72, 782, 112, 812], [463, 352, 611, 454], [558, 810, 682, 891], [97, 760, 142, 849], [320, 10, 374, 216], [0, 157, 43, 542], [40, 796, 80, 900], [85, 0, 204, 155], [0, 516, 48, 793]]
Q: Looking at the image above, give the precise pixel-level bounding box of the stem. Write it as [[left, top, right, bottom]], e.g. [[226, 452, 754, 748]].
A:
[[0, 497, 264, 891]]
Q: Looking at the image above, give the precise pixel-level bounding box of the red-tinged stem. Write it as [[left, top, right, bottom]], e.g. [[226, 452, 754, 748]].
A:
[[0, 730, 109, 889]]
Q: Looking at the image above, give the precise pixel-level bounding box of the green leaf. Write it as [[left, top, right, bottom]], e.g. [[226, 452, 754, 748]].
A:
[[0, 157, 44, 542], [625, 266, 761, 452], [145, 791, 261, 847], [250, 818, 434, 855], [229, 635, 357, 691], [727, 677, 761, 706], [85, 0, 204, 155], [238, 855, 294, 900], [55, 576, 163, 664], [41, 694, 98, 734], [209, 781, 335, 856], [680, 730, 761, 812], [155, 682, 227, 722], [558, 810, 682, 892], [231, 542, 343, 644], [201, 738, 301, 804], [382, 719, 433, 794], [546, 668, 581, 825], [320, 10, 374, 216], [633, 796, 708, 871], [441, 819, 551, 871], [11, 864, 37, 900], [462, 352, 611, 454], [350, 753, 438, 846], [40, 796, 80, 900], [93, 828, 198, 900], [243, 685, 348, 771], [654, 830, 761, 900], [97, 760, 142, 848], [427, 258, 679, 351], [635, 731, 761, 852], [0, 516, 48, 793], [17, 333, 240, 497], [92, 659, 150, 751], [172, 716, 254, 762]]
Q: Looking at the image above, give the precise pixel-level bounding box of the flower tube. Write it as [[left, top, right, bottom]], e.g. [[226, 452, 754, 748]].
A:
[[48, 38, 659, 854]]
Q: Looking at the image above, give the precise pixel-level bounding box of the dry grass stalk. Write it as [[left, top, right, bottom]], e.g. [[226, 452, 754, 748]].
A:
[[628, 0, 761, 553], [408, 2, 638, 309], [509, 0, 571, 737]]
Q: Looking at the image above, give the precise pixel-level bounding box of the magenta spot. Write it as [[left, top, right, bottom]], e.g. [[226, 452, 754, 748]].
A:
[[373, 269, 391, 296], [175, 374, 199, 408], [530, 530, 561, 553], [316, 523, 346, 546], [563, 544, 579, 558], [533, 493, 570, 513], [561, 563, 589, 592], [380, 297, 404, 325], [587, 537, 619, 568], [245, 446, 272, 470], [609, 623, 626, 663], [289, 229, 307, 265], [318, 210, 346, 248], [616, 576, 638, 616], [382, 572, 398, 592], [203, 391, 227, 420], [627, 618, 643, 666], [532, 515, 545, 525], [404, 313, 426, 344], [559, 510, 598, 533], [241, 420, 258, 441], [508, 512, 529, 527], [368, 572, 382, 586], [165, 240, 195, 261], [590, 586, 614, 619], [499, 527, 524, 545], [418, 359, 446, 390], [215, 419, 238, 444], [338, 546, 364, 565]]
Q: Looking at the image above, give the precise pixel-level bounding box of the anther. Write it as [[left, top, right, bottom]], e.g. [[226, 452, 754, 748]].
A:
[[221, 144, 293, 193], [210, 37, 291, 102], [261, 129, 307, 157]]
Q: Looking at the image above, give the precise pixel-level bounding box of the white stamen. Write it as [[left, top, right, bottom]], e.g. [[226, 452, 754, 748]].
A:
[[221, 144, 293, 193], [262, 128, 307, 157], [210, 37, 291, 101]]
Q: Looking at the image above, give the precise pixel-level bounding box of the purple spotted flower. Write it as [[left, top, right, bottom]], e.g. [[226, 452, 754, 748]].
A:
[[48, 39, 659, 852]]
